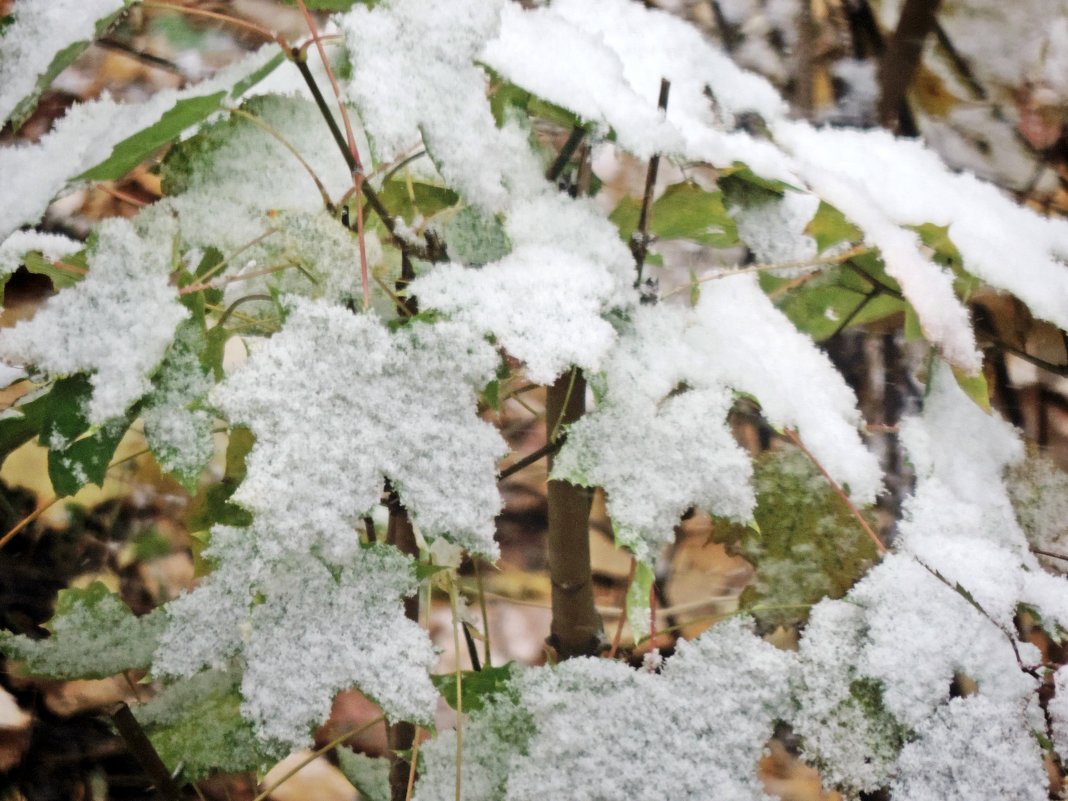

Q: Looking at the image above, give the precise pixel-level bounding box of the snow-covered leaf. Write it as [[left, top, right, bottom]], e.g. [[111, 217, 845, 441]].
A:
[[0, 582, 165, 679]]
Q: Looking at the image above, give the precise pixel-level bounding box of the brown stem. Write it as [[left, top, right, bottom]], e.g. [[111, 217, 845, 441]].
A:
[[632, 78, 671, 291], [877, 0, 943, 133], [110, 702, 185, 801], [385, 487, 420, 801], [545, 371, 605, 659]]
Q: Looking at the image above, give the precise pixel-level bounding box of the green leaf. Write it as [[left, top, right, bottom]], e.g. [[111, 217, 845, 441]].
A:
[[23, 249, 86, 292], [135, 671, 280, 781], [609, 195, 642, 242], [337, 749, 391, 801], [79, 92, 227, 182], [48, 411, 135, 497], [909, 222, 980, 298], [762, 253, 904, 341], [952, 365, 991, 412], [5, 2, 134, 130], [440, 207, 511, 266], [414, 563, 449, 581], [484, 70, 582, 130], [718, 163, 790, 208], [625, 561, 655, 640], [230, 50, 287, 99], [648, 181, 737, 247], [432, 663, 517, 713], [0, 374, 98, 471], [371, 178, 459, 226], [804, 202, 862, 252], [186, 426, 255, 534], [0, 582, 165, 679], [709, 445, 878, 630]]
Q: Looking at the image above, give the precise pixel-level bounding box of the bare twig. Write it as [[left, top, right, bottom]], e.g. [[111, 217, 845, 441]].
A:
[[633, 78, 671, 290], [110, 703, 184, 801]]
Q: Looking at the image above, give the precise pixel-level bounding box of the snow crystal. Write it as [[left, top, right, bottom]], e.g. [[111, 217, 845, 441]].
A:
[[774, 123, 1068, 360], [410, 245, 617, 383], [156, 528, 437, 750], [0, 230, 81, 276], [891, 696, 1047, 801], [241, 547, 438, 746], [342, 0, 543, 213], [0, 586, 166, 680], [730, 189, 819, 266], [210, 298, 506, 559], [0, 0, 126, 126], [553, 305, 755, 559], [794, 555, 1041, 793], [0, 46, 278, 241], [417, 619, 794, 801], [773, 124, 980, 372], [0, 216, 188, 423], [693, 276, 882, 504], [506, 617, 792, 801]]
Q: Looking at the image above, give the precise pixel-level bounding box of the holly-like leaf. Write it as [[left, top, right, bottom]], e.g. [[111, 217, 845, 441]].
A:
[[709, 445, 878, 630], [432, 663, 517, 713], [47, 410, 134, 497], [337, 749, 391, 801], [0, 581, 165, 679], [135, 671, 279, 781]]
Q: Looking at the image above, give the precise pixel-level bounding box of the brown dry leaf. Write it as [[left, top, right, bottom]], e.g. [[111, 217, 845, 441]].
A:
[[261, 751, 357, 801], [759, 739, 842, 801]]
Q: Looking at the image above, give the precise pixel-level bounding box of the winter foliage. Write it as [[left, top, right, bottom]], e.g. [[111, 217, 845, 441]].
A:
[[0, 0, 1067, 797]]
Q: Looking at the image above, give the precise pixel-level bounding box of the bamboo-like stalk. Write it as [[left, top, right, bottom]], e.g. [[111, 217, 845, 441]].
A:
[[545, 371, 605, 659]]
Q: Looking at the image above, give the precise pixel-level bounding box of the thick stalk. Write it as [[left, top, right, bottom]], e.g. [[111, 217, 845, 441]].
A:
[[877, 0, 943, 132], [545, 371, 605, 659], [386, 489, 419, 801]]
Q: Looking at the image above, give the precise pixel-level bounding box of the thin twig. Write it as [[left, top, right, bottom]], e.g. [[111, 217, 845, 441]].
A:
[[784, 429, 888, 555], [664, 245, 872, 299], [633, 79, 671, 289], [180, 261, 304, 295], [110, 703, 184, 801], [607, 558, 637, 659], [293, 0, 371, 308], [403, 727, 422, 801], [216, 294, 273, 327], [142, 2, 287, 48], [497, 437, 565, 481], [545, 126, 586, 183], [193, 228, 280, 287], [96, 183, 148, 208], [0, 496, 61, 551], [252, 717, 386, 801]]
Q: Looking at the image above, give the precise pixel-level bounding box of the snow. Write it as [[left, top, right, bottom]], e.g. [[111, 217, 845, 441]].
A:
[[773, 123, 1068, 365], [0, 230, 81, 276], [0, 0, 126, 126], [417, 617, 793, 801], [155, 527, 438, 749], [891, 695, 1047, 801], [142, 321, 216, 490], [210, 298, 507, 559], [0, 216, 188, 423], [0, 46, 278, 241]]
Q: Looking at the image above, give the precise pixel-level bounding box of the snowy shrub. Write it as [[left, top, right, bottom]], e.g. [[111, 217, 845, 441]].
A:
[[0, 0, 1066, 798]]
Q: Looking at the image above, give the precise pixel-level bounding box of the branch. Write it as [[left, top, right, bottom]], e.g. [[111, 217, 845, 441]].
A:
[[110, 702, 185, 801], [632, 78, 671, 293], [545, 370, 606, 659], [877, 0, 943, 133], [497, 436, 566, 482]]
